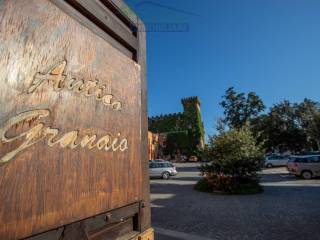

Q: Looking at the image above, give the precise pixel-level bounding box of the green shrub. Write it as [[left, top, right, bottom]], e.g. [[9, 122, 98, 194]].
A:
[[197, 128, 265, 194], [195, 177, 263, 194], [194, 178, 213, 193]]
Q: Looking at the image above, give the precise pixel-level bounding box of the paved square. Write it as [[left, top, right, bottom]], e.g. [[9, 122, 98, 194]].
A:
[[151, 163, 320, 240]]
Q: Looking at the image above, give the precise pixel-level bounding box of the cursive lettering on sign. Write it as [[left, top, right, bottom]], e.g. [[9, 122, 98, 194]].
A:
[[0, 110, 128, 165], [27, 61, 123, 111]]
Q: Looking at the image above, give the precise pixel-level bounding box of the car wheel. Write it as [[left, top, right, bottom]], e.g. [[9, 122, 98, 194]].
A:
[[162, 172, 170, 180], [266, 163, 273, 168], [301, 171, 312, 180]]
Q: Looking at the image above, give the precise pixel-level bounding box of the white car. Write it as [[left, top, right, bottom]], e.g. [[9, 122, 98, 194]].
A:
[[149, 161, 178, 179], [265, 155, 289, 168]]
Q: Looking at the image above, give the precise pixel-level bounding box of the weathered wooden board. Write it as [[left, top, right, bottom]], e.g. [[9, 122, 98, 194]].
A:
[[0, 0, 143, 239]]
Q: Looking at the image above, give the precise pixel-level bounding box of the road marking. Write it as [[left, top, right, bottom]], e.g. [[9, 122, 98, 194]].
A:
[[150, 180, 197, 185], [280, 174, 289, 178], [154, 227, 213, 240], [261, 181, 320, 187]]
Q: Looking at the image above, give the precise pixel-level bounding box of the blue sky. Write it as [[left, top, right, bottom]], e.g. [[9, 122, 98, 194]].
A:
[[125, 0, 320, 137]]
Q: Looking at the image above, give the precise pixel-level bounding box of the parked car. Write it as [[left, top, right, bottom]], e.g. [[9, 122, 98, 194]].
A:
[[153, 159, 167, 162], [189, 155, 198, 162], [287, 155, 320, 179], [265, 155, 289, 168], [149, 161, 178, 179], [297, 151, 320, 156], [181, 155, 188, 162]]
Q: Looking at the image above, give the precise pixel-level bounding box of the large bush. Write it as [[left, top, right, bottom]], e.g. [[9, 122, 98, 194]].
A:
[[197, 128, 265, 194]]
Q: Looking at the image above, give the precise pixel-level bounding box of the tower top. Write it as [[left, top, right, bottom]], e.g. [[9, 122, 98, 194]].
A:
[[181, 96, 201, 107]]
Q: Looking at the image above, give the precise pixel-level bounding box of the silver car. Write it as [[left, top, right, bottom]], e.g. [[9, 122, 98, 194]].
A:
[[149, 161, 178, 179], [265, 155, 289, 168], [287, 155, 320, 179]]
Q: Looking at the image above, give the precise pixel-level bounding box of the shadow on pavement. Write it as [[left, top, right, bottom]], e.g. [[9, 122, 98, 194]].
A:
[[175, 166, 201, 172], [151, 171, 320, 240]]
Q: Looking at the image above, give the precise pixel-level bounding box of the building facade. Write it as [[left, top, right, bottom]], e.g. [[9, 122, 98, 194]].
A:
[[148, 131, 168, 160], [148, 96, 205, 157], [148, 131, 158, 160]]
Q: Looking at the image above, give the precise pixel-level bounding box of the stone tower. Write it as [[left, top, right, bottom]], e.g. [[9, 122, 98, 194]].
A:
[[181, 97, 205, 151]]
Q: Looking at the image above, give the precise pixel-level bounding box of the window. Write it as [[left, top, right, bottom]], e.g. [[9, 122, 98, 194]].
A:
[[307, 156, 320, 163], [149, 163, 156, 168], [297, 157, 312, 163], [289, 157, 296, 162], [155, 163, 162, 168], [296, 158, 306, 163], [158, 163, 173, 168], [160, 163, 167, 168]]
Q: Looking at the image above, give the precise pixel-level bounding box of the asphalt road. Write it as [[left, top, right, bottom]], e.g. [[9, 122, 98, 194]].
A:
[[150, 163, 320, 240]]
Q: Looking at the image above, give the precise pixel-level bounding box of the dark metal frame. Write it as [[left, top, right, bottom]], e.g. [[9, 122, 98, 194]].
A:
[[51, 0, 140, 61]]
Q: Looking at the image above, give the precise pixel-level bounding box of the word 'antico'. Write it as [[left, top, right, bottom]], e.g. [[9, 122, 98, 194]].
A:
[[0, 109, 128, 164], [28, 61, 122, 111]]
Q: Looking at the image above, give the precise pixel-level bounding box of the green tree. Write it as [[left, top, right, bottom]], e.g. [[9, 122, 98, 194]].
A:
[[215, 117, 227, 134], [253, 101, 305, 152], [252, 99, 320, 153], [296, 99, 320, 149], [309, 112, 320, 149], [220, 87, 265, 129], [164, 131, 190, 156]]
